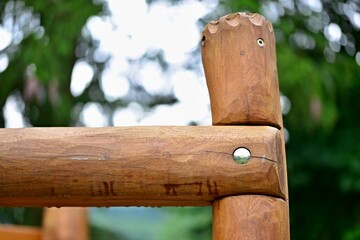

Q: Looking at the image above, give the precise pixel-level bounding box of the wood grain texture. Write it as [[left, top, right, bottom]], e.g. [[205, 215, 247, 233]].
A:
[[203, 12, 290, 239], [0, 224, 42, 240], [0, 126, 285, 207], [212, 195, 290, 240], [202, 12, 281, 128], [43, 207, 88, 240]]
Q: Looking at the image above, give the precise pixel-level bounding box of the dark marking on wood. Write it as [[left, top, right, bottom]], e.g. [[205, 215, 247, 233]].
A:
[[164, 182, 203, 196], [196, 182, 203, 196], [214, 181, 219, 196], [90, 181, 117, 197], [207, 180, 213, 195], [51, 188, 55, 197], [98, 185, 102, 196], [103, 182, 110, 196], [164, 184, 178, 196], [73, 179, 79, 183], [207, 180, 219, 196], [110, 181, 117, 196]]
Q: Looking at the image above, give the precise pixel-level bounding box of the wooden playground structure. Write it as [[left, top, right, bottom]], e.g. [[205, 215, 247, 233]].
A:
[[0, 12, 290, 239]]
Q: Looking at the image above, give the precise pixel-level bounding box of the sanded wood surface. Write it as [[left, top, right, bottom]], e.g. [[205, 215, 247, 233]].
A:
[[42, 207, 88, 240], [202, 12, 288, 200], [202, 12, 281, 128], [213, 195, 290, 240], [204, 12, 290, 239], [0, 126, 285, 207], [0, 224, 42, 240]]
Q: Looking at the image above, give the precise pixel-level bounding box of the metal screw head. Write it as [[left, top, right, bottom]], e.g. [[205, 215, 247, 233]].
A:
[[201, 35, 206, 46], [257, 38, 265, 47], [233, 147, 251, 164]]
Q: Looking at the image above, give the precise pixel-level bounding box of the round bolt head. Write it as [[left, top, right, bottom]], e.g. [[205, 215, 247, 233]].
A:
[[257, 38, 265, 47], [233, 147, 251, 164]]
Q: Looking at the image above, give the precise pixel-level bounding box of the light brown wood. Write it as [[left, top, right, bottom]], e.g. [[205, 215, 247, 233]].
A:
[[212, 195, 289, 240], [277, 104, 289, 201], [0, 126, 285, 207], [203, 12, 290, 239], [202, 12, 281, 128], [0, 224, 42, 240], [42, 207, 88, 240]]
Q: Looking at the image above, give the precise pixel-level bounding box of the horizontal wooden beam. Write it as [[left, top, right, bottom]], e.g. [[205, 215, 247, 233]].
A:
[[0, 225, 42, 240], [0, 126, 285, 207]]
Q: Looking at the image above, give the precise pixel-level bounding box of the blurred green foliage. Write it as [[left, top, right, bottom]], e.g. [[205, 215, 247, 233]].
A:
[[1, 0, 360, 239], [0, 1, 104, 126], [157, 207, 212, 240]]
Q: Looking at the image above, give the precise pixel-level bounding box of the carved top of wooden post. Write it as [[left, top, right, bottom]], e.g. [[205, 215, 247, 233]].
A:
[[201, 12, 282, 128]]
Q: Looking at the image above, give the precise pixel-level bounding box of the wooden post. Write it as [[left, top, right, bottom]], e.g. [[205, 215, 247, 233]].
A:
[[0, 11, 289, 240], [213, 196, 289, 239], [201, 12, 289, 239], [42, 207, 88, 240], [0, 208, 87, 240]]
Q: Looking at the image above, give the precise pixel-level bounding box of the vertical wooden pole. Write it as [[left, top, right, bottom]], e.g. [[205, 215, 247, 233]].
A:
[[42, 207, 88, 240], [202, 12, 289, 239], [213, 196, 289, 240]]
